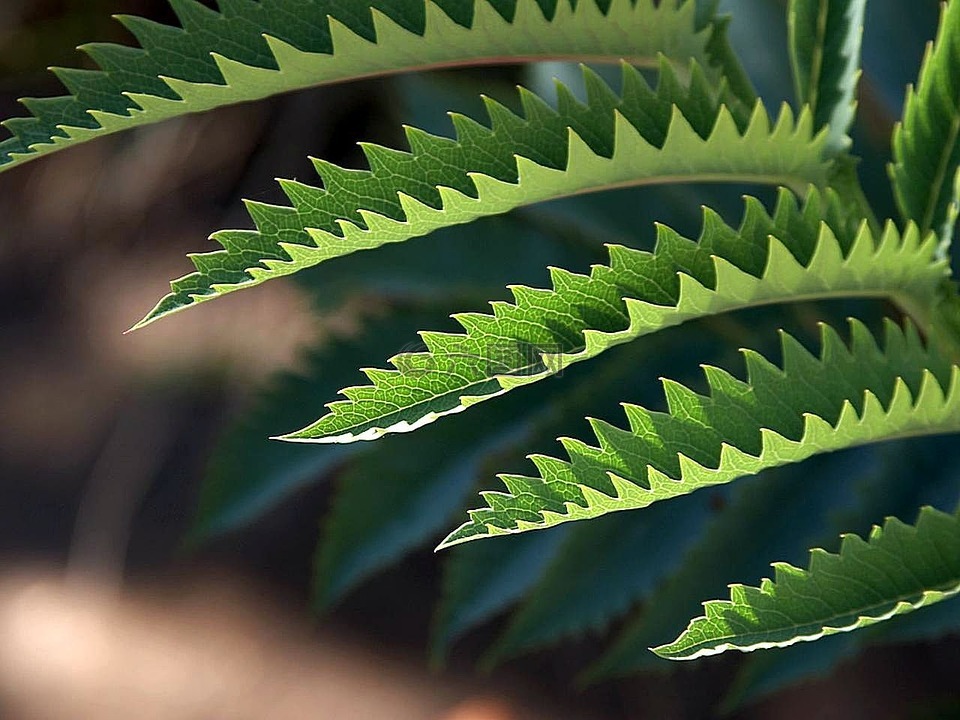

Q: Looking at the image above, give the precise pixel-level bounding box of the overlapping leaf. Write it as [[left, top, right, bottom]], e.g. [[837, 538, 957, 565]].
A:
[[592, 434, 960, 689], [431, 325, 738, 661], [284, 188, 944, 445], [585, 451, 870, 680], [788, 0, 866, 155], [314, 350, 583, 607], [890, 0, 960, 249], [656, 506, 960, 659], [441, 318, 960, 545], [314, 300, 723, 609], [138, 60, 821, 327], [194, 206, 600, 539], [722, 434, 960, 708], [0, 0, 752, 172]]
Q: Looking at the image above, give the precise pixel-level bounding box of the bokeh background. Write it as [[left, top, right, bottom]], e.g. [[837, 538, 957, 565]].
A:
[[0, 1, 958, 718]]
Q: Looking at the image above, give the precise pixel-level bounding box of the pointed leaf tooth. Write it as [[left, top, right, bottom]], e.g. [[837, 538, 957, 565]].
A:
[[140, 51, 838, 323]]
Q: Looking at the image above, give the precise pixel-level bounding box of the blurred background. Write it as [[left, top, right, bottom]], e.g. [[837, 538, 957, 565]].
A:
[[0, 1, 958, 718]]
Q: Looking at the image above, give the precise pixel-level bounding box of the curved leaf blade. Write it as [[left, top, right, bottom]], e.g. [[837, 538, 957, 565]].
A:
[[585, 450, 872, 681], [284, 189, 944, 445], [440, 318, 960, 546], [890, 0, 960, 249], [724, 596, 960, 711], [136, 61, 823, 328], [428, 323, 722, 659], [1, 0, 743, 173], [788, 0, 867, 155], [655, 506, 960, 660], [722, 435, 960, 708]]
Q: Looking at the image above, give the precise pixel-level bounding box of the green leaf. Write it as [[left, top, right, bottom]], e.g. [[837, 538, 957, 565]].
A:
[[890, 0, 960, 249], [721, 435, 960, 709], [723, 596, 960, 712], [788, 0, 867, 155], [432, 323, 750, 662], [427, 323, 719, 659], [584, 450, 870, 681], [136, 60, 821, 328], [313, 367, 563, 607], [440, 317, 960, 545], [286, 188, 944, 446], [655, 506, 960, 660], [0, 0, 747, 173], [318, 304, 718, 616]]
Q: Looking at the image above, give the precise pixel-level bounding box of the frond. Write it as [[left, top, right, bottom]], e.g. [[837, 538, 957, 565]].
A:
[[313, 305, 698, 606], [787, 0, 866, 155], [1, 0, 752, 172], [282, 188, 945, 445], [654, 506, 960, 659], [890, 0, 960, 249], [584, 453, 873, 680], [440, 318, 960, 546], [136, 60, 825, 327], [591, 433, 960, 683]]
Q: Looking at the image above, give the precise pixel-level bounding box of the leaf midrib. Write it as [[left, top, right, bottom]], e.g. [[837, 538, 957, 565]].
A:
[[292, 284, 929, 443], [921, 107, 960, 234]]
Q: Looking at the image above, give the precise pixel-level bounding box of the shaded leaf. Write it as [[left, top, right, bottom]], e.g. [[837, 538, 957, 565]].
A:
[[890, 0, 960, 249], [788, 0, 866, 154]]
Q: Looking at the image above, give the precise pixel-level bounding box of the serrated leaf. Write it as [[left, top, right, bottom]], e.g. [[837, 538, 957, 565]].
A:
[[137, 60, 821, 327], [0, 0, 749, 172], [788, 0, 866, 155], [317, 305, 737, 625], [438, 327, 735, 663], [584, 450, 869, 681], [722, 434, 960, 709], [723, 596, 960, 712], [427, 323, 721, 658], [288, 187, 944, 449], [441, 317, 960, 545], [655, 506, 960, 660], [890, 0, 960, 250]]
